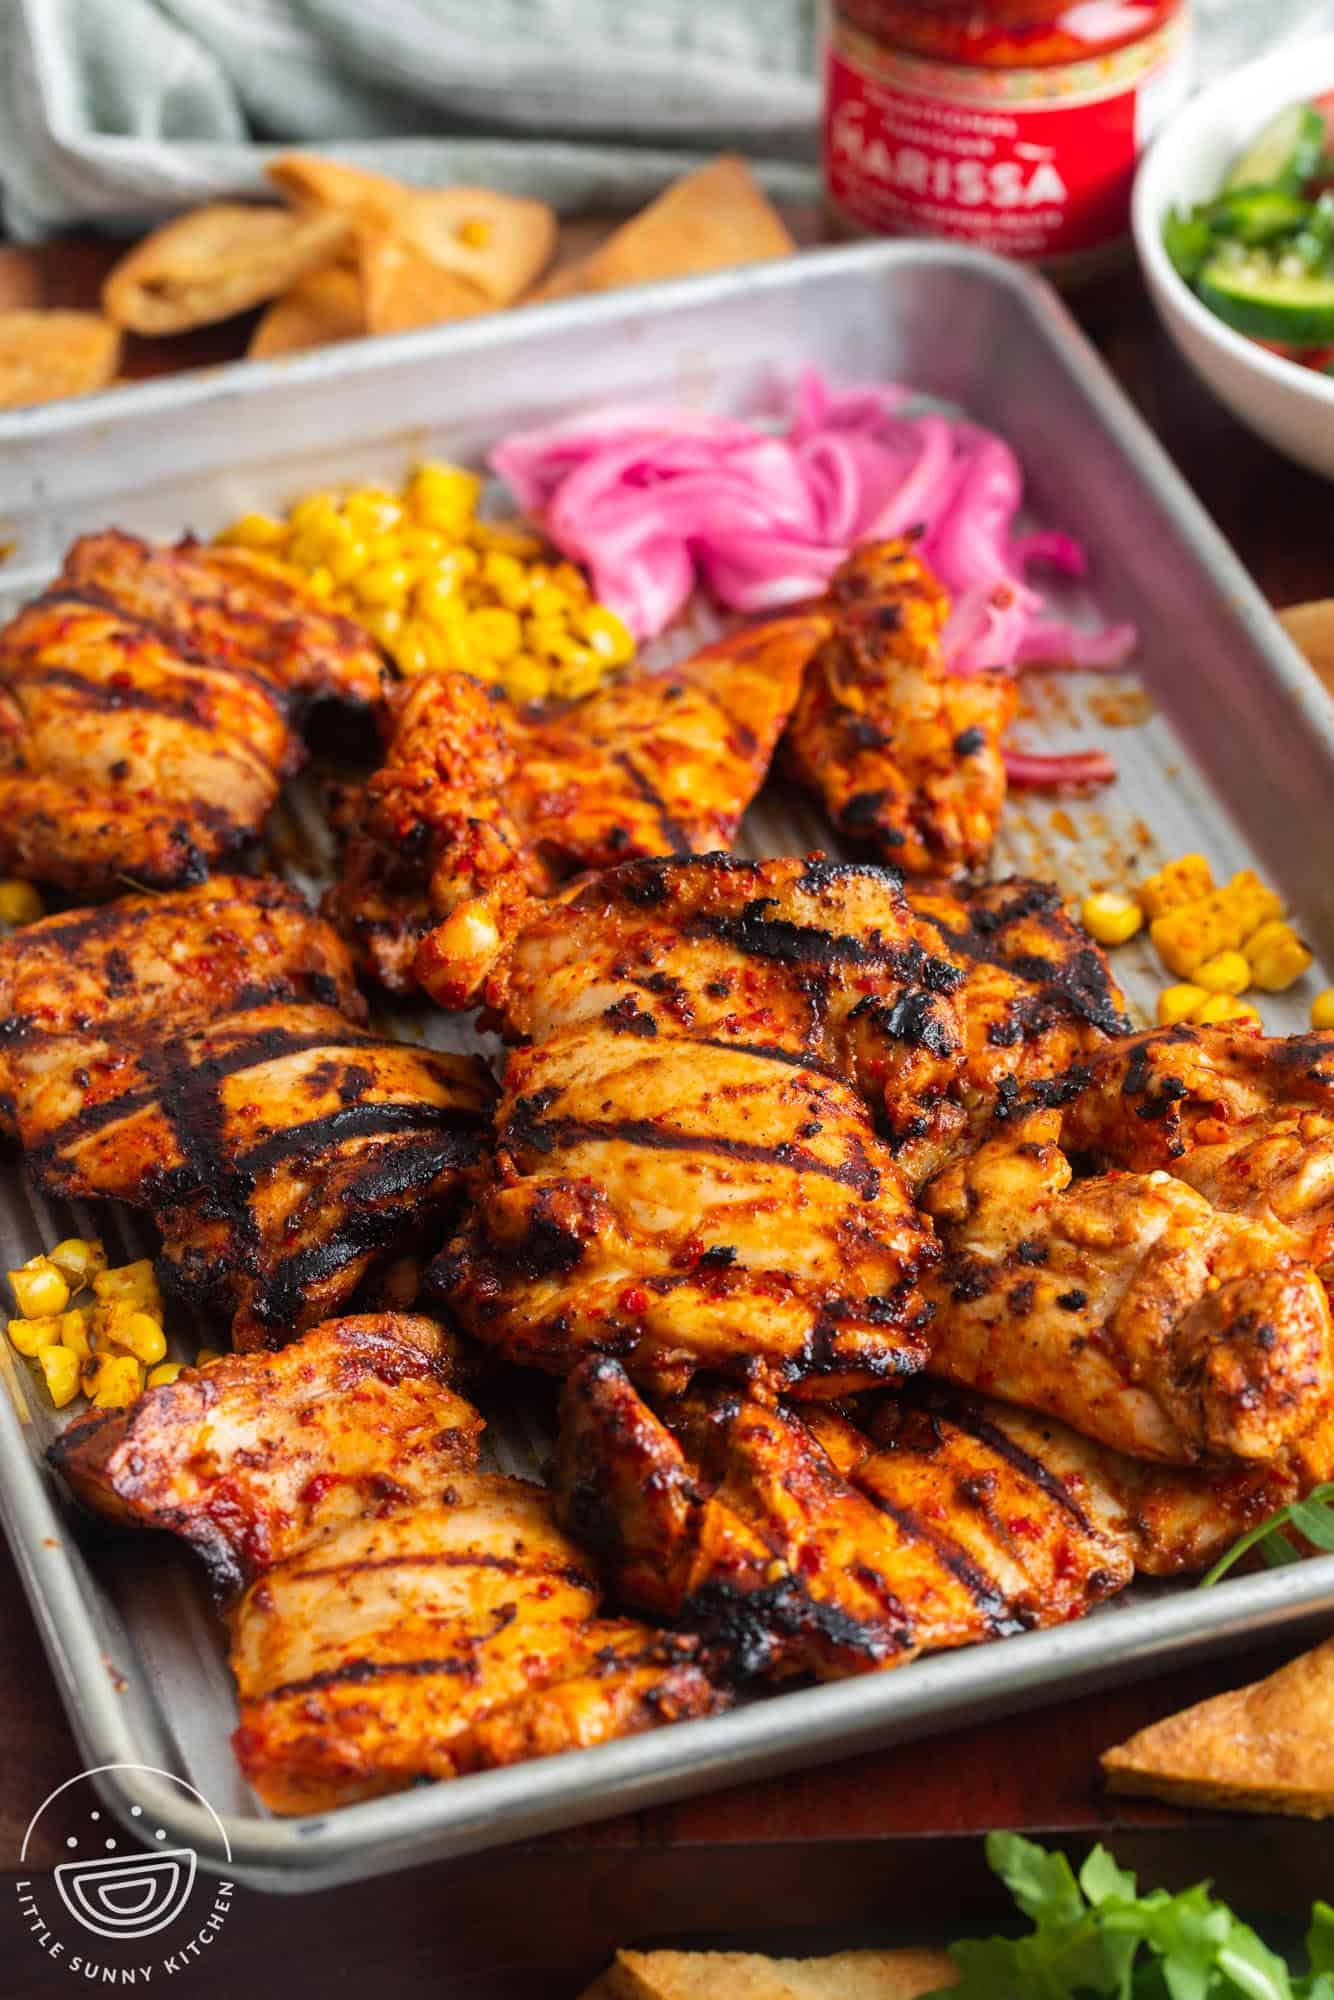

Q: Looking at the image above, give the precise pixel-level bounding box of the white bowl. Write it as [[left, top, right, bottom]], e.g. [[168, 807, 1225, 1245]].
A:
[[1133, 32, 1334, 478]]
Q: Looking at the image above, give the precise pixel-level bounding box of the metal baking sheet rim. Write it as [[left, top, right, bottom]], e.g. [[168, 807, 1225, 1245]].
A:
[[2, 241, 1334, 1890]]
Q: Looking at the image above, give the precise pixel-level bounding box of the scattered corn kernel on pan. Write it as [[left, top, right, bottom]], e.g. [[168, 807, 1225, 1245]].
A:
[[3, 243, 1334, 1893]]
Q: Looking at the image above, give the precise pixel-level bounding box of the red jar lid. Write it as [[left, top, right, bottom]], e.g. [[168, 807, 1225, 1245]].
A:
[[835, 1, 1183, 70]]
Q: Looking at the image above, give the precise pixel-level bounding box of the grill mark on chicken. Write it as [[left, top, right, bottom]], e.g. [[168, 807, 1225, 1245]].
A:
[[287, 1549, 595, 1587], [611, 750, 695, 855], [256, 1623, 520, 1704], [235, 1100, 486, 1178], [21, 583, 295, 710], [257, 1142, 479, 1322], [853, 1486, 1024, 1634], [690, 904, 958, 987], [504, 1111, 883, 1200], [925, 1396, 1099, 1536], [695, 1035, 846, 1080], [29, 1025, 394, 1160]]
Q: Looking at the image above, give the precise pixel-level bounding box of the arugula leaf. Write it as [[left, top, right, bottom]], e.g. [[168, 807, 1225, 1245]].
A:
[[1199, 1482, 1334, 1587], [924, 1838, 1328, 2000]]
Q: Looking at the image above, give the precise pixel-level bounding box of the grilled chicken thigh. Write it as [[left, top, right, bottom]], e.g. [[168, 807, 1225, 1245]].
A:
[[922, 1109, 1334, 1464], [52, 1314, 483, 1593], [484, 855, 1126, 1186], [437, 1025, 935, 1399], [0, 530, 383, 896], [784, 539, 1016, 879], [553, 1358, 1130, 1681], [230, 1475, 720, 1813], [53, 1318, 724, 1815], [0, 878, 493, 1346], [329, 611, 824, 1003], [439, 854, 1127, 1398]]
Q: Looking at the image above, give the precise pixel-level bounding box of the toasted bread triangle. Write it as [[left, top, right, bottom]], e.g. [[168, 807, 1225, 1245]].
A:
[[577, 1946, 957, 1999], [1102, 1635, 1334, 1818]]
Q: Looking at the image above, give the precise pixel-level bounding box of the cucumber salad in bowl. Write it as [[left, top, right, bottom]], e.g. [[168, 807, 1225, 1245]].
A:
[[1164, 96, 1334, 375]]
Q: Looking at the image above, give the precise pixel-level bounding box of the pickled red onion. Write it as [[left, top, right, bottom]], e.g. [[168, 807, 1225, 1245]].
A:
[[490, 369, 1135, 786]]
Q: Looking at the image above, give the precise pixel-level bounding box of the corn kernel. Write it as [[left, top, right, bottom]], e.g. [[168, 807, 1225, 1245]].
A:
[[579, 605, 635, 664], [37, 1345, 80, 1408], [527, 583, 571, 623], [305, 564, 334, 600], [1311, 989, 1334, 1030], [342, 492, 402, 538], [88, 1353, 143, 1409], [93, 1259, 162, 1314], [195, 1346, 226, 1368], [100, 1307, 167, 1365], [354, 560, 413, 609], [10, 1258, 70, 1318], [1244, 919, 1313, 993], [326, 536, 370, 586], [506, 658, 553, 703], [1194, 994, 1262, 1026], [47, 1237, 106, 1287], [361, 606, 404, 648], [1079, 892, 1143, 948], [1193, 948, 1251, 996], [146, 1361, 184, 1389], [217, 513, 288, 551], [393, 627, 433, 677], [8, 1315, 62, 1358], [1157, 983, 1208, 1026], [1138, 854, 1215, 920], [466, 607, 522, 661], [0, 879, 44, 926], [287, 493, 342, 538], [57, 1309, 92, 1361]]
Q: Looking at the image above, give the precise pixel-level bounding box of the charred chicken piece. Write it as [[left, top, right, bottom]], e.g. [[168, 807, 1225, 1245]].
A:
[[553, 1358, 1131, 1682], [891, 1387, 1334, 1580], [61, 531, 386, 712], [51, 1318, 723, 1815], [329, 609, 825, 1003], [921, 1109, 1334, 1464], [229, 1474, 722, 1813], [1058, 1027, 1334, 1173], [435, 1021, 934, 1400], [16, 1000, 493, 1348], [0, 529, 383, 897], [51, 1314, 483, 1595], [1056, 1028, 1334, 1271], [0, 879, 493, 1347], [784, 538, 1016, 880], [486, 854, 1126, 1187], [0, 874, 362, 1124]]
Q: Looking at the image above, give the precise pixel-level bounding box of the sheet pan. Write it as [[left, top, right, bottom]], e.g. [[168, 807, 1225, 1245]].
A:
[[2, 241, 1333, 1891]]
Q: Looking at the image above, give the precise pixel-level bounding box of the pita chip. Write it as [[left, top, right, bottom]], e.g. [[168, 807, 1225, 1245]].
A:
[[0, 311, 121, 409], [249, 264, 366, 359], [533, 156, 794, 306], [1102, 1634, 1334, 1818], [358, 230, 491, 336], [266, 154, 407, 232], [103, 203, 351, 334], [577, 1946, 958, 2000], [396, 188, 556, 303]]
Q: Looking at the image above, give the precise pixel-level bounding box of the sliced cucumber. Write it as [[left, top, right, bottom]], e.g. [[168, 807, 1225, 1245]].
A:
[[1225, 103, 1327, 194], [1208, 187, 1311, 245], [1198, 249, 1334, 343]]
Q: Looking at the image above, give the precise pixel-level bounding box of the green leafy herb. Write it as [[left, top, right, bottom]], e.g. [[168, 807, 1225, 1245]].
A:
[[1199, 1481, 1334, 1588], [923, 1834, 1334, 1999]]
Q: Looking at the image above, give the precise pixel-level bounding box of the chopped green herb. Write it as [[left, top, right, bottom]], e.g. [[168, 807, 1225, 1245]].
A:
[[925, 1833, 1334, 1998]]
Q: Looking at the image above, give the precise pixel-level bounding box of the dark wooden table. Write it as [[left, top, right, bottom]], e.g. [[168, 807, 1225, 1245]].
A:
[[2, 232, 1332, 2000]]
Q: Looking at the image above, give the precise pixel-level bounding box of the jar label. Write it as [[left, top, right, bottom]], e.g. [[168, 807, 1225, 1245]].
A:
[[824, 15, 1191, 262]]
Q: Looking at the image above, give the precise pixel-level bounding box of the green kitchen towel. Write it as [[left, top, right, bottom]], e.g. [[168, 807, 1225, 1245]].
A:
[[0, 0, 822, 240]]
